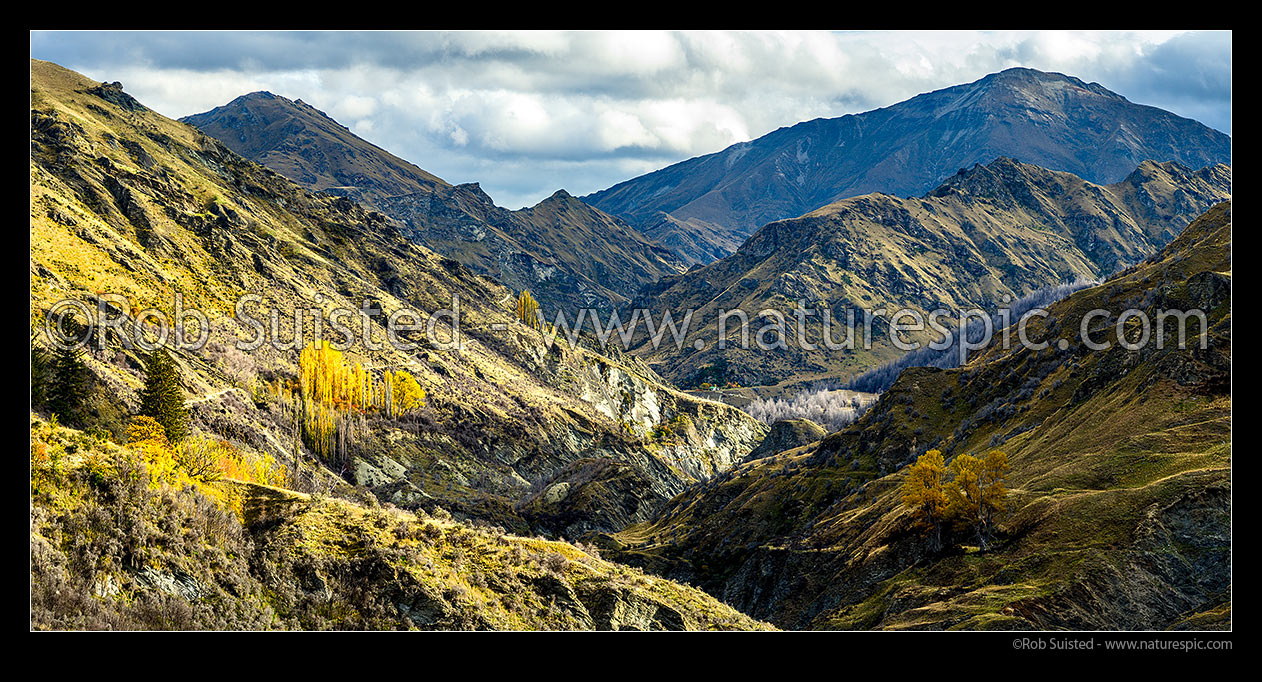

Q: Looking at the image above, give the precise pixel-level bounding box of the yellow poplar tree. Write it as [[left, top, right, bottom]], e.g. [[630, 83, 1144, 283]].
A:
[[299, 341, 352, 460], [379, 370, 395, 418], [350, 361, 368, 412], [901, 449, 949, 552], [295, 339, 427, 458], [391, 369, 426, 414], [946, 450, 1009, 550], [515, 290, 540, 330]]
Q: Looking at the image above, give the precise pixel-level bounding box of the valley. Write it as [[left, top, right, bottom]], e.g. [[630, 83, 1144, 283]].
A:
[[30, 44, 1231, 633], [598, 202, 1232, 629]]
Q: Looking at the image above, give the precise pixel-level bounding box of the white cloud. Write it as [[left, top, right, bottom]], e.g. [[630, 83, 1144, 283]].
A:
[[32, 30, 1231, 209], [330, 94, 377, 121], [595, 109, 655, 151]]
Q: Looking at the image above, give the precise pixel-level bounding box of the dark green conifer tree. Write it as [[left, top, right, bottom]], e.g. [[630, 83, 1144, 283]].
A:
[[30, 341, 50, 408], [139, 349, 187, 443], [47, 343, 88, 425]]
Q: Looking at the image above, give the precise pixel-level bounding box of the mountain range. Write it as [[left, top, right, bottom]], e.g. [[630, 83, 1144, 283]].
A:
[[626, 156, 1229, 389], [30, 56, 1231, 631], [30, 59, 764, 546], [599, 201, 1232, 629], [585, 67, 1232, 264], [183, 93, 683, 314]]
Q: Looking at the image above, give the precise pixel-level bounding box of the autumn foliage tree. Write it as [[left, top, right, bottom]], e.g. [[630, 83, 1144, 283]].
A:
[[127, 415, 169, 449], [515, 290, 540, 330], [127, 414, 286, 489], [389, 370, 425, 414], [945, 450, 1010, 551], [901, 449, 949, 552], [298, 341, 356, 462], [902, 449, 1010, 552], [294, 341, 426, 461]]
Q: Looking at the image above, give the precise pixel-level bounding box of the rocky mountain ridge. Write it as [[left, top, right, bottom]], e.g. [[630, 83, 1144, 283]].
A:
[[626, 157, 1230, 388], [184, 92, 684, 314], [30, 59, 764, 544], [586, 67, 1232, 263]]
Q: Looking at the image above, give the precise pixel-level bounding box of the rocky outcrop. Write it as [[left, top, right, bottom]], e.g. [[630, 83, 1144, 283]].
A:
[[30, 418, 773, 631]]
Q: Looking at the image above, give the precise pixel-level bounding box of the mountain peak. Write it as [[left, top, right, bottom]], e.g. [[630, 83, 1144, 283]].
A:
[[586, 66, 1228, 248], [529, 188, 603, 214], [217, 91, 342, 126], [979, 66, 1125, 101], [238, 90, 280, 101], [928, 157, 1024, 195], [988, 65, 1074, 82], [183, 89, 448, 195]]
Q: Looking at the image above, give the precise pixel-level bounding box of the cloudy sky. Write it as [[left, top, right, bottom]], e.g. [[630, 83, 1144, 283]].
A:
[[32, 30, 1231, 209]]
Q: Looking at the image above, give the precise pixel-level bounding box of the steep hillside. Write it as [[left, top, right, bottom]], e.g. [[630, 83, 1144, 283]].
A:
[[183, 92, 683, 313], [639, 212, 747, 268], [745, 419, 827, 461], [383, 186, 684, 312], [29, 59, 764, 543], [181, 91, 448, 205], [599, 202, 1231, 630], [586, 67, 1231, 260], [30, 417, 772, 631], [628, 157, 1230, 388]]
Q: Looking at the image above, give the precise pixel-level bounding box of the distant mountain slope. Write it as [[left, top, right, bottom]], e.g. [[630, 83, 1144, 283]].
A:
[[600, 202, 1232, 630], [30, 59, 763, 543], [627, 157, 1230, 388], [585, 67, 1232, 261], [182, 91, 449, 204], [183, 93, 682, 313], [380, 185, 684, 312], [638, 212, 747, 268]]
